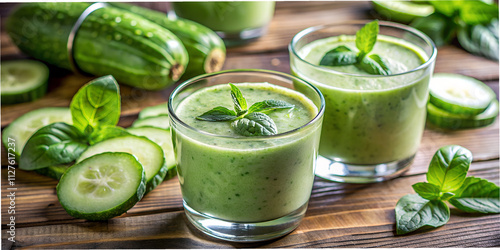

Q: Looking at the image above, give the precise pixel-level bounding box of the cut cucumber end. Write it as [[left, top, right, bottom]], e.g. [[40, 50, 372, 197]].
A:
[[429, 73, 496, 115], [57, 152, 146, 221], [34, 164, 71, 180], [1, 60, 49, 105], [372, 1, 434, 23], [427, 100, 499, 130]]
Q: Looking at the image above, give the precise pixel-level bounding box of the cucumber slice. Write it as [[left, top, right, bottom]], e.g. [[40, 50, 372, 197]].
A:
[[427, 100, 499, 129], [131, 115, 170, 130], [77, 135, 166, 193], [372, 1, 434, 23], [127, 127, 177, 181], [138, 103, 168, 119], [2, 107, 72, 159], [1, 60, 49, 105], [429, 73, 496, 115], [57, 152, 146, 221], [34, 164, 71, 180]]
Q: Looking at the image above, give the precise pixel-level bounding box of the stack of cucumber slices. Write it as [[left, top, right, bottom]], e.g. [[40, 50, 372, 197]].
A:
[[2, 76, 176, 221], [427, 73, 498, 129]]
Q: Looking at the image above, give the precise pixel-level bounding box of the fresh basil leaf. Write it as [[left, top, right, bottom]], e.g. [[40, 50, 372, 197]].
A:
[[89, 126, 130, 145], [19, 122, 88, 170], [411, 12, 458, 47], [319, 51, 358, 67], [448, 177, 500, 213], [440, 192, 455, 201], [196, 106, 238, 121], [356, 55, 391, 75], [229, 83, 248, 116], [459, 0, 499, 25], [232, 112, 278, 136], [457, 20, 499, 61], [412, 182, 441, 200], [70, 75, 121, 135], [427, 145, 473, 193], [356, 20, 379, 58], [395, 194, 450, 235], [368, 54, 392, 74], [248, 100, 295, 114]]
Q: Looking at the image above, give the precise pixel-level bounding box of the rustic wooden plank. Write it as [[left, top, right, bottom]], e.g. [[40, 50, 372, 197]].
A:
[[2, 166, 498, 248]]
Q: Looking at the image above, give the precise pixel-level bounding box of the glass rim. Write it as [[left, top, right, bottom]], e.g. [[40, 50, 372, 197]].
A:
[[168, 68, 325, 140], [288, 20, 438, 78]]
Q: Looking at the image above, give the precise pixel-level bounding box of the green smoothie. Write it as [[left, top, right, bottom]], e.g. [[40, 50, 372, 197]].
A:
[[173, 83, 321, 222], [172, 1, 275, 33], [291, 35, 431, 164]]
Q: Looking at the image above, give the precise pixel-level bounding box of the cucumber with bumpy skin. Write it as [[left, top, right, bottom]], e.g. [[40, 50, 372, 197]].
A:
[[109, 2, 226, 79], [57, 152, 146, 221], [77, 135, 166, 193], [6, 2, 188, 90], [1, 60, 49, 105]]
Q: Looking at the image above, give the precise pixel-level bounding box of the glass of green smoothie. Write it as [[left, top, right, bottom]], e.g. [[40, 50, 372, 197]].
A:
[[171, 1, 275, 46], [289, 21, 437, 183], [168, 69, 324, 242]]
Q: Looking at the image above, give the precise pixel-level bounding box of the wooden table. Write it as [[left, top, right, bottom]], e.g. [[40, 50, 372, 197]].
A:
[[2, 1, 499, 248]]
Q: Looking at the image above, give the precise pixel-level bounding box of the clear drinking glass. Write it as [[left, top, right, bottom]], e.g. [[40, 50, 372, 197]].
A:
[[168, 69, 324, 242], [171, 1, 275, 46], [289, 21, 437, 183]]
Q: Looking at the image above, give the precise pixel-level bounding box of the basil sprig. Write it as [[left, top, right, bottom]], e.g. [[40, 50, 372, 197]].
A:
[[319, 20, 392, 75], [20, 75, 130, 170], [395, 145, 500, 235], [196, 83, 295, 136]]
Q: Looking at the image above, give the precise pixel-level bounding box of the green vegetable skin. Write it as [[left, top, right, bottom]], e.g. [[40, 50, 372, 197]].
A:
[[109, 3, 226, 79], [6, 2, 188, 90]]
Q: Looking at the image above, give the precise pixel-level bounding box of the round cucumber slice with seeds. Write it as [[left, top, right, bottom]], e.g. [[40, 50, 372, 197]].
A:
[[127, 126, 177, 181], [429, 73, 496, 115], [131, 115, 170, 130], [427, 100, 499, 129], [1, 60, 49, 105], [57, 152, 146, 221], [138, 103, 169, 119], [1, 107, 72, 159], [77, 135, 166, 193]]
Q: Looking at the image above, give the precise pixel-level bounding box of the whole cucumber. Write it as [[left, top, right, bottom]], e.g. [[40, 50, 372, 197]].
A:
[[109, 2, 226, 79], [6, 2, 189, 90]]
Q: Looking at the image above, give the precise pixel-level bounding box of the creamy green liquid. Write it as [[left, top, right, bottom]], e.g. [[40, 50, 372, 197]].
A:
[[172, 1, 275, 33], [173, 83, 321, 222], [291, 35, 431, 164]]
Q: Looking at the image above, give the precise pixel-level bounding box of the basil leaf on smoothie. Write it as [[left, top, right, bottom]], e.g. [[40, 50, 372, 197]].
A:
[[196, 83, 294, 136], [248, 99, 295, 114], [229, 83, 248, 116], [356, 55, 392, 75], [356, 20, 379, 59], [319, 51, 358, 67], [232, 112, 278, 136], [196, 106, 238, 121]]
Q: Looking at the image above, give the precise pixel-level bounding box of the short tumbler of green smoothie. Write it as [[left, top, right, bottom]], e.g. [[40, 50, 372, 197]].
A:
[[168, 69, 324, 242], [171, 1, 275, 46], [289, 21, 437, 183]]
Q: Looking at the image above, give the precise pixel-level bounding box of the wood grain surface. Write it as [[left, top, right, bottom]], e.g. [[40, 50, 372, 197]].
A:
[[1, 1, 499, 248]]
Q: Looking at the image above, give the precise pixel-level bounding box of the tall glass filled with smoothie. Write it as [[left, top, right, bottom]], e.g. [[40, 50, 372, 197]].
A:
[[171, 1, 275, 46], [289, 21, 437, 183], [168, 69, 324, 242]]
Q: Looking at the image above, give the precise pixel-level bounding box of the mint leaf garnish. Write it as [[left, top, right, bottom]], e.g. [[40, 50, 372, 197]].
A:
[[229, 83, 248, 116], [196, 106, 237, 121], [318, 20, 393, 75], [395, 145, 500, 235], [232, 112, 278, 136], [356, 20, 379, 59], [196, 84, 294, 136], [248, 99, 295, 114]]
